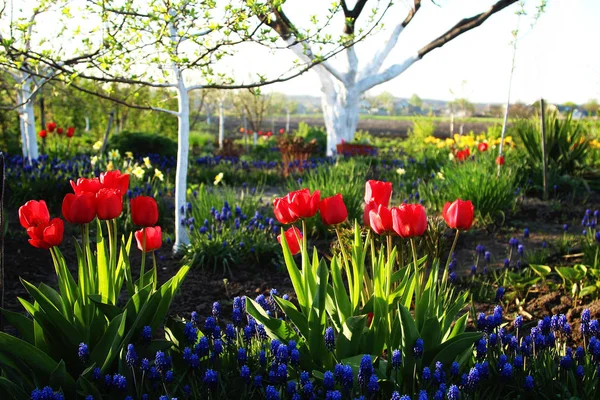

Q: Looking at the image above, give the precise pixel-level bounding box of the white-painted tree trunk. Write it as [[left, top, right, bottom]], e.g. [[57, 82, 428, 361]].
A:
[[286, 108, 290, 133], [16, 75, 39, 162], [85, 117, 90, 131], [321, 87, 360, 156], [173, 83, 190, 252], [218, 100, 224, 149]]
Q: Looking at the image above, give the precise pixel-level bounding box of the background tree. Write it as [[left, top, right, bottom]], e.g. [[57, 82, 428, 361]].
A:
[[259, 0, 524, 154], [583, 99, 599, 116], [408, 93, 423, 110]]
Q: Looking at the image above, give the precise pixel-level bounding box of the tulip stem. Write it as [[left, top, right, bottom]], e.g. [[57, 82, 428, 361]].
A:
[[386, 235, 392, 265], [442, 230, 460, 291], [152, 250, 158, 291], [139, 228, 147, 291], [335, 227, 353, 299], [410, 238, 420, 301]]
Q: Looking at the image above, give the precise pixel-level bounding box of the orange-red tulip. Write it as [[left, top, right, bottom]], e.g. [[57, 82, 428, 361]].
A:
[[443, 199, 475, 231], [100, 170, 130, 196], [273, 197, 299, 225], [369, 204, 394, 235], [135, 226, 162, 252], [364, 180, 393, 207], [391, 203, 427, 238], [70, 177, 102, 195], [19, 200, 50, 229], [277, 226, 303, 256], [27, 218, 64, 249], [319, 194, 348, 225], [285, 189, 320, 219], [62, 192, 96, 224], [96, 188, 123, 220], [131, 196, 159, 227]]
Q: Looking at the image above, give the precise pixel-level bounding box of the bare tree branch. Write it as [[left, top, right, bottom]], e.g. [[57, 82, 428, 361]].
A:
[[418, 0, 518, 58]]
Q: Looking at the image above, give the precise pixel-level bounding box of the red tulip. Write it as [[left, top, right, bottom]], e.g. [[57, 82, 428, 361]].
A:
[[70, 177, 102, 195], [363, 200, 377, 226], [100, 170, 130, 196], [131, 196, 159, 227], [27, 218, 64, 249], [39, 130, 47, 138], [96, 188, 123, 220], [369, 204, 394, 235], [135, 226, 162, 252], [57, 127, 64, 135], [364, 180, 392, 207], [277, 226, 303, 256], [478, 142, 488, 152], [496, 155, 505, 166], [62, 192, 96, 224], [285, 189, 320, 219], [391, 203, 427, 238], [267, 131, 273, 137], [273, 197, 299, 225], [46, 122, 56, 133], [66, 127, 75, 138], [279, 128, 285, 134], [319, 194, 348, 225], [443, 199, 475, 231], [455, 149, 471, 162], [258, 130, 263, 136], [19, 200, 50, 229]]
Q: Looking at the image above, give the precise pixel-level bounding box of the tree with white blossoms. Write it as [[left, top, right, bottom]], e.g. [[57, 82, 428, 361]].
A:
[[258, 0, 527, 155], [0, 0, 386, 251]]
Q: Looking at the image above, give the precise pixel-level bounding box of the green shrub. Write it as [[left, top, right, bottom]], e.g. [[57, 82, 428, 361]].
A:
[[513, 111, 590, 177], [107, 131, 177, 157]]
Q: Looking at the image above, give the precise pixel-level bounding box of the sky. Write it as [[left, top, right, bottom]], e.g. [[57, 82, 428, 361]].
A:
[[244, 0, 600, 105], [4, 0, 599, 105]]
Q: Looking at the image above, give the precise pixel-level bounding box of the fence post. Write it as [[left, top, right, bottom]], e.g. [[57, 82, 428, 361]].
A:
[[540, 98, 548, 200]]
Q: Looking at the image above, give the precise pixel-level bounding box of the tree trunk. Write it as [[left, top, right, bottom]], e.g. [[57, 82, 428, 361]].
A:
[[18, 76, 39, 162], [321, 87, 360, 156], [218, 100, 224, 149], [173, 86, 190, 252]]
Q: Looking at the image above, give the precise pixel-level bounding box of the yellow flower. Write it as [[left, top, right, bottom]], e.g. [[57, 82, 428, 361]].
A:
[[90, 155, 98, 166], [445, 138, 454, 147], [154, 168, 164, 182], [448, 152, 455, 161], [143, 157, 152, 169], [132, 165, 145, 179], [125, 151, 133, 159], [107, 161, 114, 171], [437, 171, 445, 180], [214, 172, 224, 186], [108, 149, 120, 160], [396, 168, 406, 176], [92, 140, 103, 151]]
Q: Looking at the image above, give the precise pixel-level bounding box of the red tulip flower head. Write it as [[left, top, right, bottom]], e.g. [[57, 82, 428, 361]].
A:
[[39, 130, 47, 138], [131, 196, 159, 227], [62, 192, 97, 224], [19, 200, 50, 230], [66, 127, 75, 138], [319, 194, 348, 225], [277, 226, 303, 256], [57, 127, 64, 135], [443, 199, 475, 231], [363, 200, 377, 226], [19, 200, 63, 249], [46, 122, 56, 133], [285, 189, 320, 219], [100, 170, 130, 196], [279, 128, 285, 134], [364, 180, 392, 207], [27, 218, 64, 249], [96, 188, 124, 220], [273, 197, 299, 225], [455, 148, 471, 162], [71, 177, 102, 195], [391, 203, 427, 238], [135, 226, 162, 252], [496, 155, 505, 166], [369, 204, 394, 235], [478, 142, 488, 152]]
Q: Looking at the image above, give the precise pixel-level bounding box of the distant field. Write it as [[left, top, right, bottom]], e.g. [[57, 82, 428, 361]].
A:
[[212, 114, 503, 138]]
